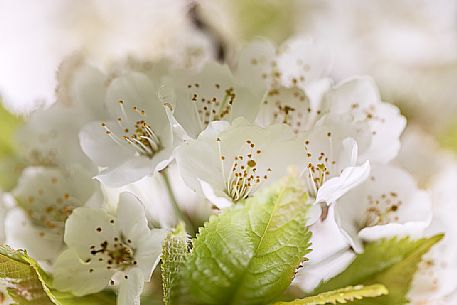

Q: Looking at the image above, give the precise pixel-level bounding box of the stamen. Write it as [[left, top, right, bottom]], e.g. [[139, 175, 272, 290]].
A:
[[360, 191, 402, 228], [262, 88, 311, 134], [187, 84, 236, 130], [301, 132, 337, 199], [100, 102, 163, 159], [88, 234, 135, 272], [218, 139, 270, 202]]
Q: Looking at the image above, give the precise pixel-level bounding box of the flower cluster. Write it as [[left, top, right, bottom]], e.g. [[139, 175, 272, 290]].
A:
[[0, 37, 454, 305]]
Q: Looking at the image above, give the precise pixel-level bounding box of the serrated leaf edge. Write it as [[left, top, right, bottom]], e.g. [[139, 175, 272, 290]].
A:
[[274, 284, 388, 305]]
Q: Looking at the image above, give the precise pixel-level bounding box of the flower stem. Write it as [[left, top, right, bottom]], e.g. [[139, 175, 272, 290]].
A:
[[160, 168, 196, 236]]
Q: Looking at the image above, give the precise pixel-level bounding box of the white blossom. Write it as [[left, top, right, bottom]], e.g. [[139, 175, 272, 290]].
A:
[[53, 192, 166, 305], [80, 72, 175, 187], [175, 118, 304, 209], [334, 164, 432, 253], [408, 160, 457, 304]]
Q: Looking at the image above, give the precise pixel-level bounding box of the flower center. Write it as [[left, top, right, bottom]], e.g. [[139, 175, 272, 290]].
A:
[[88, 235, 136, 271], [101, 101, 162, 159], [302, 132, 337, 198], [360, 191, 402, 228], [187, 83, 236, 130], [217, 138, 271, 202], [351, 103, 386, 133], [262, 88, 318, 134], [20, 187, 80, 234]]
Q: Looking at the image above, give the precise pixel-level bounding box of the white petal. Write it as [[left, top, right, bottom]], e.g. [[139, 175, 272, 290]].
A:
[[197, 120, 231, 141], [134, 229, 167, 280], [53, 249, 113, 296], [116, 192, 150, 244], [323, 77, 380, 115], [64, 207, 118, 260], [235, 39, 276, 95], [334, 206, 364, 254], [117, 268, 144, 305], [307, 206, 351, 263], [164, 104, 193, 142], [120, 174, 178, 229], [80, 121, 133, 168], [303, 78, 333, 111], [166, 162, 211, 224], [174, 140, 225, 194], [359, 102, 406, 163], [199, 178, 233, 209], [306, 203, 322, 226], [315, 161, 370, 205], [95, 157, 154, 188], [294, 249, 355, 293], [359, 221, 429, 242], [343, 138, 358, 166], [106, 72, 167, 131], [324, 77, 406, 163]]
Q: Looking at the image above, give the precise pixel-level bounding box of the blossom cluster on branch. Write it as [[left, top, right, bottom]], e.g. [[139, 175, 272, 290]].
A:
[[0, 37, 456, 305]]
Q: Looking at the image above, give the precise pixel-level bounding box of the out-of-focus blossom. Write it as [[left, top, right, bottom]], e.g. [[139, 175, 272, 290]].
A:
[[17, 65, 108, 170], [393, 127, 457, 303], [409, 163, 457, 304], [6, 166, 98, 261], [295, 0, 457, 134], [0, 0, 211, 114], [192, 0, 457, 134]]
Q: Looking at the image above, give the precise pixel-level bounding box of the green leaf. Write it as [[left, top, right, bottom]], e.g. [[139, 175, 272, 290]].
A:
[[438, 117, 457, 153], [0, 102, 22, 159], [312, 235, 444, 305], [231, 0, 295, 43], [0, 245, 58, 305], [0, 102, 24, 191], [0, 245, 116, 305], [274, 284, 388, 305], [161, 223, 189, 305], [186, 176, 312, 305], [53, 291, 116, 305]]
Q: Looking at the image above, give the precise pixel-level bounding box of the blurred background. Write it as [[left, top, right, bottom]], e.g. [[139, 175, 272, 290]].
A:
[[1, 0, 457, 148]]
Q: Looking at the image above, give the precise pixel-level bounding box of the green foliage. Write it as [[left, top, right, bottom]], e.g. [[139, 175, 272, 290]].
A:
[[161, 223, 190, 305], [185, 177, 312, 305], [0, 245, 58, 305], [0, 103, 21, 158], [438, 117, 457, 153], [235, 0, 295, 43], [53, 291, 116, 305], [0, 245, 116, 305], [312, 235, 444, 305], [0, 103, 24, 190], [274, 285, 388, 305]]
